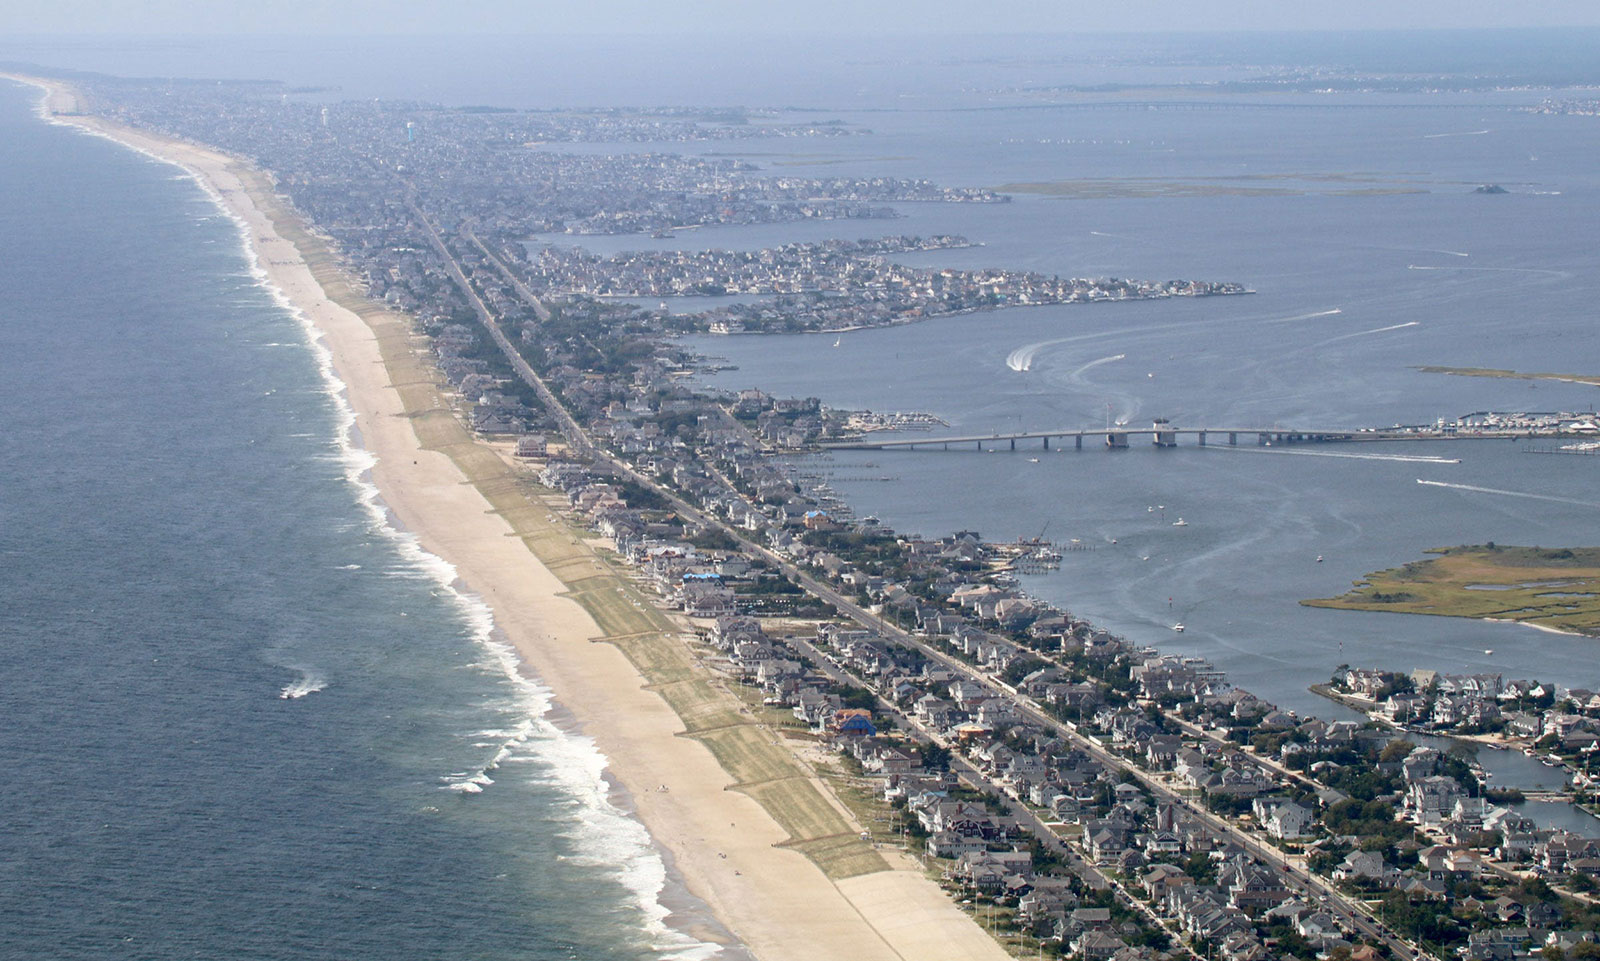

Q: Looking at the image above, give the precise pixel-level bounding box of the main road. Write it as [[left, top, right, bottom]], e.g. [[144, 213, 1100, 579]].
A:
[[432, 211, 1425, 961]]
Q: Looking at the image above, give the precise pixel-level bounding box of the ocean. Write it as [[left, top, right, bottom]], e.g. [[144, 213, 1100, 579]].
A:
[[5, 29, 1600, 954], [0, 80, 718, 960]]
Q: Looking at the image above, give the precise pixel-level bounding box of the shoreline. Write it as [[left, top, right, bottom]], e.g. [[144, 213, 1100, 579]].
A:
[[7, 74, 1010, 961], [6, 74, 732, 960]]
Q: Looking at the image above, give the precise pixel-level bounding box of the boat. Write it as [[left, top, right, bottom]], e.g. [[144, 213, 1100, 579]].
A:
[[1316, 555, 1324, 563], [1172, 623, 1185, 632], [833, 336, 841, 347], [1172, 518, 1188, 527], [1028, 457, 1040, 463], [1484, 649, 1494, 655]]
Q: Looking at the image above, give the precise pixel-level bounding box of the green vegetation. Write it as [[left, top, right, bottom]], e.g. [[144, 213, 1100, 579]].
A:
[[1303, 544, 1600, 635], [1414, 365, 1600, 387], [990, 175, 1429, 199]]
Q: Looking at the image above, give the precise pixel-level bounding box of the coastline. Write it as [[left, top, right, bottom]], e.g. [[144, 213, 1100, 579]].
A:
[[7, 75, 1011, 961]]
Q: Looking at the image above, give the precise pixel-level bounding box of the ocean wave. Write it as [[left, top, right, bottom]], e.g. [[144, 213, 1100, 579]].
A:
[[466, 636, 729, 959], [278, 667, 328, 700], [49, 90, 729, 959]]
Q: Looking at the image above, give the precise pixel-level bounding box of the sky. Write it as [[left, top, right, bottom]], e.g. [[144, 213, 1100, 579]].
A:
[[10, 0, 1600, 36]]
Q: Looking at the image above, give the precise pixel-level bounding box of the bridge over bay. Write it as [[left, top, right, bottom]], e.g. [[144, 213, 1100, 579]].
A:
[[821, 423, 1524, 452]]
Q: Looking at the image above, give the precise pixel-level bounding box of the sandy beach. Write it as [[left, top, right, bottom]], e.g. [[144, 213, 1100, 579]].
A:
[[8, 74, 1012, 961]]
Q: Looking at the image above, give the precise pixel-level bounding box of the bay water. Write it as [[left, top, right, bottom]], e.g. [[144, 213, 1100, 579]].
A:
[[6, 30, 1600, 952]]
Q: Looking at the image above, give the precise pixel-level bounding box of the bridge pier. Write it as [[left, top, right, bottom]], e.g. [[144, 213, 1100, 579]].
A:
[[823, 423, 1371, 453]]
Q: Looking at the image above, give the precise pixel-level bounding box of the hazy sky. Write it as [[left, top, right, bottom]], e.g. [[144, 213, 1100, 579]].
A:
[[11, 0, 1600, 35]]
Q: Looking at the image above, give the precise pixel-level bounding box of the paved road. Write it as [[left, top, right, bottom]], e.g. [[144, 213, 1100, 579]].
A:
[[425, 212, 1426, 961]]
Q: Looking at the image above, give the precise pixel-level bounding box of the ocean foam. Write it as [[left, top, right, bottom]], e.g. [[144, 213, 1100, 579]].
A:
[[278, 667, 328, 700], [35, 80, 731, 958]]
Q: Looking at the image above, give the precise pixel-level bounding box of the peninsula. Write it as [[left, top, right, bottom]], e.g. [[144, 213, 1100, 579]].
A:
[[18, 67, 1600, 961]]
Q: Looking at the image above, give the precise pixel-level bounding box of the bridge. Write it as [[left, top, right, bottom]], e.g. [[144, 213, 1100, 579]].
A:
[[821, 420, 1518, 452]]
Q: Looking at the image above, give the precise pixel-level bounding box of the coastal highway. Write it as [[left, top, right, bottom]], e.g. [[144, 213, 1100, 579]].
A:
[[424, 211, 1425, 960], [777, 629, 1204, 959], [406, 202, 587, 454]]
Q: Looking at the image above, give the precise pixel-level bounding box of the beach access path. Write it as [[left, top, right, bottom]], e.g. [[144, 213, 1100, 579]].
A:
[[7, 75, 1013, 961]]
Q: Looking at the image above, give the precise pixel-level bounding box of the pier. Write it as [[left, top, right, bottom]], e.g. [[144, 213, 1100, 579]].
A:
[[822, 422, 1532, 452]]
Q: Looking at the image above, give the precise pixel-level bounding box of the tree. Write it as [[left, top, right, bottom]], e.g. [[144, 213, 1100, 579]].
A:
[[1380, 739, 1417, 763], [1573, 943, 1600, 961]]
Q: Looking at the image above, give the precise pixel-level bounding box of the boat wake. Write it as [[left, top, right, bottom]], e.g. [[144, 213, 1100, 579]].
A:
[[1416, 478, 1600, 508], [1313, 320, 1418, 347], [1006, 338, 1070, 372], [1262, 308, 1342, 324], [1423, 129, 1490, 138], [1067, 353, 1126, 383], [1213, 447, 1459, 464], [1409, 264, 1568, 277]]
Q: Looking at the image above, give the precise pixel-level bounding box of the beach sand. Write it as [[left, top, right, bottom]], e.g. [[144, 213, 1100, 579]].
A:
[[8, 75, 1012, 961]]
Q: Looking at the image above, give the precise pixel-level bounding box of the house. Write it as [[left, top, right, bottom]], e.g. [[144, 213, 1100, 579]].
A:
[[926, 832, 986, 860], [1265, 802, 1313, 840], [830, 709, 877, 738], [1332, 851, 1397, 883], [1141, 864, 1192, 899], [1405, 776, 1464, 827], [1071, 931, 1127, 961]]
